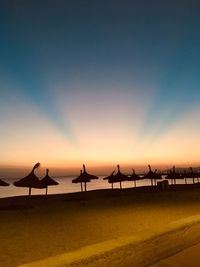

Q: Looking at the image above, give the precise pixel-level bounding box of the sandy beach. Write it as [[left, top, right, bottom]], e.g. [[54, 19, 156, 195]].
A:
[[151, 242, 200, 267], [1, 185, 200, 267]]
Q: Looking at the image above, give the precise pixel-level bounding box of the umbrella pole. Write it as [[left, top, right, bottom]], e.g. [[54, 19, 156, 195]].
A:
[[134, 180, 136, 187], [84, 182, 87, 191], [151, 179, 153, 186], [46, 186, 48, 196], [29, 187, 31, 196], [120, 181, 122, 189], [193, 177, 195, 184], [81, 182, 83, 192], [185, 178, 187, 184], [111, 183, 113, 189]]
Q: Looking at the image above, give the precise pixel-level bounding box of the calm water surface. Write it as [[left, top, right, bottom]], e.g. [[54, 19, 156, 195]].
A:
[[0, 176, 195, 198]]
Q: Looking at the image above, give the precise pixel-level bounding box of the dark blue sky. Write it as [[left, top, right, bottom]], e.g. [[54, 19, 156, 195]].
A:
[[1, 0, 200, 166]]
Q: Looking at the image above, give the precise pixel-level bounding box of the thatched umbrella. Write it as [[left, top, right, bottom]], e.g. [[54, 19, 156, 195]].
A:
[[103, 170, 115, 189], [172, 166, 184, 184], [0, 179, 9, 187], [181, 168, 198, 184], [109, 165, 127, 189], [72, 170, 90, 192], [72, 165, 98, 192], [81, 164, 98, 191], [82, 164, 98, 180], [13, 162, 42, 196], [127, 169, 141, 187], [143, 165, 161, 186], [41, 169, 59, 195], [165, 166, 183, 184], [143, 165, 154, 186], [72, 170, 82, 191], [189, 167, 197, 184]]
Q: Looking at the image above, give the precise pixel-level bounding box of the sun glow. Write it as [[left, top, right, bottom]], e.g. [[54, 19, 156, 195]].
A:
[[1, 77, 200, 175]]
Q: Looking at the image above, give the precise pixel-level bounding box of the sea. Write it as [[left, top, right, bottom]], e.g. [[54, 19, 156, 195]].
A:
[[0, 176, 196, 199]]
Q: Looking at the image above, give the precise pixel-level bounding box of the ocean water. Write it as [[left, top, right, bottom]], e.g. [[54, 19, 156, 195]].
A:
[[0, 176, 196, 198]]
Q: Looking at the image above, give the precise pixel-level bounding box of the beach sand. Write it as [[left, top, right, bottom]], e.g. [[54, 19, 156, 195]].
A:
[[0, 186, 200, 267], [151, 242, 200, 267]]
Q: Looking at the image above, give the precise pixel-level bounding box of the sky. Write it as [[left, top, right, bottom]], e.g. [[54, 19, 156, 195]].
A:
[[0, 0, 200, 175]]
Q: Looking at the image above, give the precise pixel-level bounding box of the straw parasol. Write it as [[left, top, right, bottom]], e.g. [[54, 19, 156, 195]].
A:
[[189, 167, 197, 184], [81, 164, 98, 191], [13, 162, 42, 196], [165, 166, 183, 184], [82, 164, 98, 180], [72, 170, 90, 192], [127, 169, 141, 187], [109, 165, 127, 189], [103, 170, 115, 189], [0, 179, 9, 187], [72, 164, 98, 192], [181, 168, 197, 184], [41, 169, 59, 195], [143, 165, 161, 186]]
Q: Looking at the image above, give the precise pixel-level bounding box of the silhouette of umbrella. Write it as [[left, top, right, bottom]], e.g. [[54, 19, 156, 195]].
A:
[[127, 169, 141, 187], [72, 170, 90, 192], [143, 165, 161, 186], [41, 169, 58, 195], [82, 164, 98, 180], [72, 170, 83, 191], [72, 165, 97, 192], [165, 166, 183, 184], [13, 163, 42, 196], [0, 179, 9, 186], [189, 167, 197, 184], [109, 165, 127, 189], [103, 170, 115, 189], [180, 168, 199, 184], [82, 164, 98, 191]]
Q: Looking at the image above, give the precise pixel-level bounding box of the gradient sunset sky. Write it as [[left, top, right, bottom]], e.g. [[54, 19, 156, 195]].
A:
[[1, 0, 200, 174]]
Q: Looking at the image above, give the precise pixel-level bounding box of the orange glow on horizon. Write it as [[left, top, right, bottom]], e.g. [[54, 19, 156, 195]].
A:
[[1, 84, 200, 176]]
